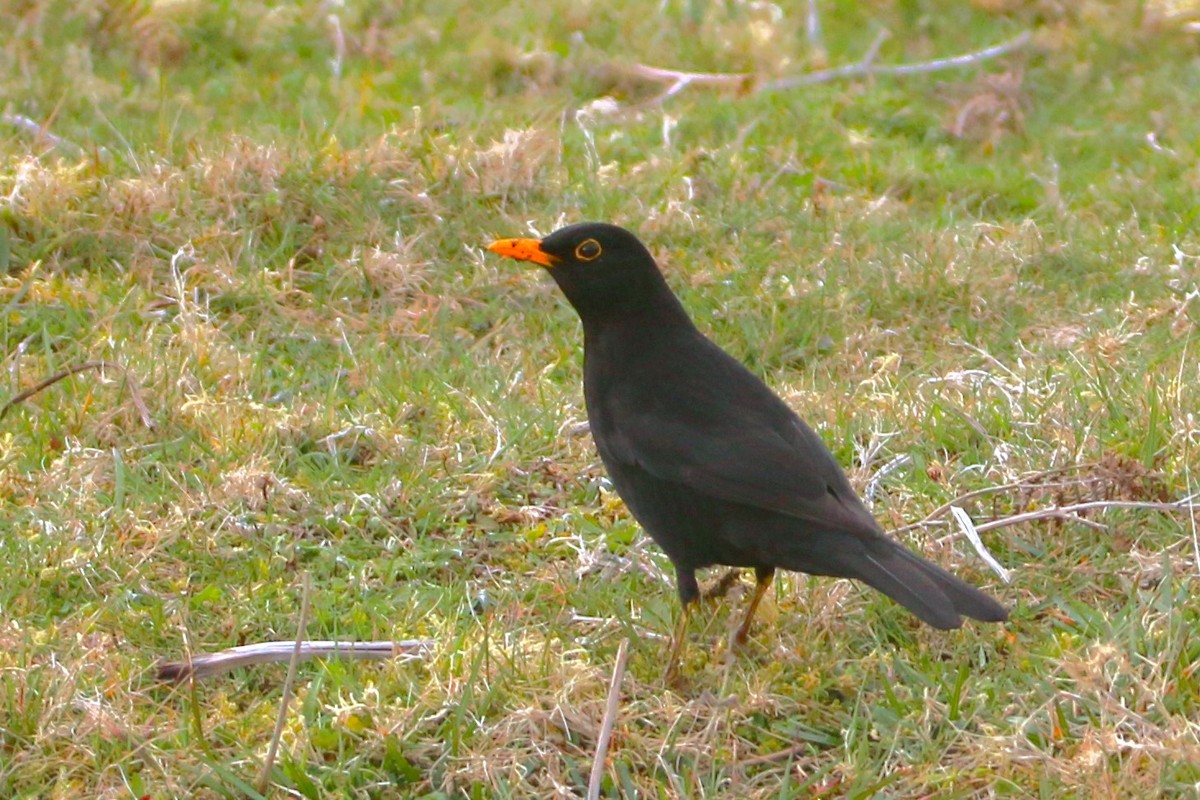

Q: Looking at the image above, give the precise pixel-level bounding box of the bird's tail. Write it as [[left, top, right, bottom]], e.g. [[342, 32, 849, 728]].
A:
[[853, 538, 1008, 630]]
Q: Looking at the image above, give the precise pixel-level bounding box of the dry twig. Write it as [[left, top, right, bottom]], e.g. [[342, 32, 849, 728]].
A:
[[890, 462, 1105, 536], [587, 638, 630, 800], [968, 497, 1199, 535], [889, 466, 1196, 574], [0, 359, 154, 429], [624, 30, 1033, 107], [2, 111, 85, 155], [156, 638, 435, 682], [761, 30, 1032, 93]]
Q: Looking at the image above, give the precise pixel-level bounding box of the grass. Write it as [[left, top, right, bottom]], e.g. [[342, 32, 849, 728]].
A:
[[2, 0, 1199, 797]]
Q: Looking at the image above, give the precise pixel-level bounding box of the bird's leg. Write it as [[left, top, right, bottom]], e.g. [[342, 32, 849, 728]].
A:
[[735, 566, 775, 645], [664, 569, 700, 684], [663, 602, 692, 685]]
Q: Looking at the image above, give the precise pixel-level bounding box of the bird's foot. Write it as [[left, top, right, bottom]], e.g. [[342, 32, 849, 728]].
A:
[[702, 568, 744, 601]]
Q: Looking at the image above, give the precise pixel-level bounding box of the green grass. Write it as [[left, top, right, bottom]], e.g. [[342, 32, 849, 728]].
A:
[[3, 0, 1200, 797]]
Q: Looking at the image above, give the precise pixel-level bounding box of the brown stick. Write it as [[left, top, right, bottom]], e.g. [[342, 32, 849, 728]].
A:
[[0, 359, 154, 429]]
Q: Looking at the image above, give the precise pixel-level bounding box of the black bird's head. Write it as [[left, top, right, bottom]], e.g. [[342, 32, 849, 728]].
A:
[[488, 222, 685, 324]]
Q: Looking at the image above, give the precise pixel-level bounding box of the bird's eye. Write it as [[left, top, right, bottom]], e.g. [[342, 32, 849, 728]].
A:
[[575, 239, 602, 261]]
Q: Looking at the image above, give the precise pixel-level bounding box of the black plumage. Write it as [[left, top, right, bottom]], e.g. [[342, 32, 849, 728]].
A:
[[488, 222, 1007, 677]]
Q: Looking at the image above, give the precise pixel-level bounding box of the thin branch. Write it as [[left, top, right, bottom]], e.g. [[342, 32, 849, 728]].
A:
[[624, 63, 749, 88], [258, 573, 313, 795], [0, 359, 154, 430], [889, 462, 1106, 536], [864, 452, 912, 507], [623, 30, 1032, 109], [760, 30, 1033, 92], [858, 28, 891, 72], [2, 112, 84, 155], [971, 497, 1198, 535], [156, 638, 435, 682], [623, 64, 751, 111], [587, 638, 630, 800]]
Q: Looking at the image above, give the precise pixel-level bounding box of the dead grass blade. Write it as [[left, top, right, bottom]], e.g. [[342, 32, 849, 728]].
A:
[[587, 638, 630, 800], [258, 572, 312, 794], [950, 505, 1012, 582]]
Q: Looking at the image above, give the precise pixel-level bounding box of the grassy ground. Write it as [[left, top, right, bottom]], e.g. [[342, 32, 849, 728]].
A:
[[2, 0, 1199, 797]]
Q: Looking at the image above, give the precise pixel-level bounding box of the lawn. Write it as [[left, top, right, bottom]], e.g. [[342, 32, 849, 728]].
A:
[[2, 0, 1199, 797]]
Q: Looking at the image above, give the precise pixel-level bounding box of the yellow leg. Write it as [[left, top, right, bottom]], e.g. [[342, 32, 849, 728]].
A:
[[735, 568, 775, 645], [663, 601, 692, 685]]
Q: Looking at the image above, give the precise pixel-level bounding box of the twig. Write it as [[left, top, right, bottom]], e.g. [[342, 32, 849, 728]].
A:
[[258, 573, 313, 794], [624, 64, 751, 110], [625, 31, 1031, 104], [624, 63, 749, 88], [587, 638, 630, 800], [929, 495, 1198, 550], [0, 359, 154, 429], [857, 28, 891, 72], [2, 112, 84, 155], [970, 497, 1199, 535], [760, 30, 1032, 92], [890, 462, 1108, 535], [949, 506, 1011, 582], [156, 638, 435, 681], [864, 452, 912, 507]]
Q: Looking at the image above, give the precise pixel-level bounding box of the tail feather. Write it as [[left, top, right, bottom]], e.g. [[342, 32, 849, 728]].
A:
[[855, 539, 1008, 629], [892, 544, 1009, 623]]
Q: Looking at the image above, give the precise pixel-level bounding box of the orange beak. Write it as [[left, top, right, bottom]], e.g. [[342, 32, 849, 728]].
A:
[[486, 237, 560, 268]]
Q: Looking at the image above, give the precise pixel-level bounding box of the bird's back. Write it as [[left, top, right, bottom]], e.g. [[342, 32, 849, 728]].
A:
[[581, 318, 884, 571]]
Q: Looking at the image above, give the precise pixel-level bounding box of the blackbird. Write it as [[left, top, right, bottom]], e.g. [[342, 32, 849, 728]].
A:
[[488, 222, 1007, 678]]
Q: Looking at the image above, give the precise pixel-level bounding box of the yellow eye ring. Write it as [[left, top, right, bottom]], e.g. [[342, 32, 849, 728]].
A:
[[575, 239, 602, 261]]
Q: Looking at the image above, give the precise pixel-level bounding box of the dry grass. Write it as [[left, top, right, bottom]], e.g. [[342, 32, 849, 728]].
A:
[[3, 0, 1200, 798]]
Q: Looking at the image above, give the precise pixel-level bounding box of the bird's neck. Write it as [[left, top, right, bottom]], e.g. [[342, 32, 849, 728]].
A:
[[575, 273, 694, 334]]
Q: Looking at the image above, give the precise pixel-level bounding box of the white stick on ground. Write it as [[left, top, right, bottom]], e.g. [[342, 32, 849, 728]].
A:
[[587, 638, 630, 800], [157, 639, 435, 681]]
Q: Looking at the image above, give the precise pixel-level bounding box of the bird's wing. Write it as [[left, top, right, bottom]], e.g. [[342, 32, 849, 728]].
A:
[[601, 381, 880, 537]]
